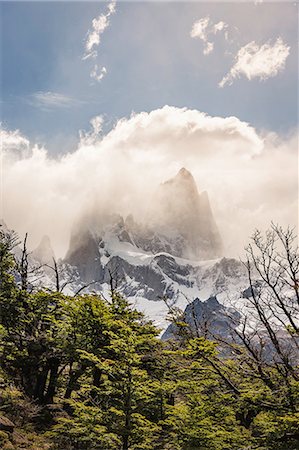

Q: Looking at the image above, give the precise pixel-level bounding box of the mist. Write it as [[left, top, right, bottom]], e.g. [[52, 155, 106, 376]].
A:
[[1, 106, 297, 258]]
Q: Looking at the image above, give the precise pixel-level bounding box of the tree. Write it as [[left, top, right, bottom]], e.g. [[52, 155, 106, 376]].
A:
[[162, 224, 299, 449], [1, 225, 298, 449]]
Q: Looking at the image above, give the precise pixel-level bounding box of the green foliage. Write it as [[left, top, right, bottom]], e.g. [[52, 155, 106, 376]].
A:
[[0, 230, 298, 449], [48, 400, 121, 450]]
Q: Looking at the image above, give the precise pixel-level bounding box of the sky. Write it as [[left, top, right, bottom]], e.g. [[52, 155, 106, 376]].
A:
[[0, 1, 298, 257]]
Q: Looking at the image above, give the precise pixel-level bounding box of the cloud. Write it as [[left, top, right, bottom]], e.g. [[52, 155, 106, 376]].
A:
[[219, 37, 290, 87], [83, 15, 109, 60], [29, 91, 77, 110], [213, 21, 226, 33], [0, 128, 30, 154], [1, 106, 297, 258], [190, 16, 228, 55], [90, 65, 107, 82], [79, 115, 104, 145], [82, 1, 115, 83], [83, 1, 116, 60]]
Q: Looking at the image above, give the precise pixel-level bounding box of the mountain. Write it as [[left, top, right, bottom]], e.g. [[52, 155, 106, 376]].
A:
[[65, 226, 103, 284], [162, 295, 241, 342], [2, 169, 249, 331], [64, 168, 223, 276], [32, 235, 55, 266], [59, 169, 248, 329], [146, 168, 223, 260]]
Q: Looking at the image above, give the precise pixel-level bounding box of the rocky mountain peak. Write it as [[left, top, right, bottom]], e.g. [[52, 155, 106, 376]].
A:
[[147, 168, 223, 260], [162, 167, 199, 201], [32, 235, 55, 265], [174, 167, 196, 183]]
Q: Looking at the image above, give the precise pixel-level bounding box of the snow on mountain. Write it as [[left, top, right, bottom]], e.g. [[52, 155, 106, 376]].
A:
[[60, 168, 248, 329], [1, 168, 250, 331], [162, 295, 241, 341]]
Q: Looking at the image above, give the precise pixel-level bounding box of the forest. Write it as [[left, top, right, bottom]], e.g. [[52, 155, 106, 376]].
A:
[[0, 224, 298, 450]]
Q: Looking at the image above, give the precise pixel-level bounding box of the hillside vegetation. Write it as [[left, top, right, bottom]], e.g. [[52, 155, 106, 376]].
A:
[[0, 225, 298, 450]]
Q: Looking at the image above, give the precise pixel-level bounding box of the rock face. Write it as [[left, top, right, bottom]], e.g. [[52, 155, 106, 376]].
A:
[[50, 169, 243, 329], [147, 168, 223, 260], [162, 296, 241, 341], [32, 235, 55, 266], [64, 168, 223, 284], [65, 227, 103, 284]]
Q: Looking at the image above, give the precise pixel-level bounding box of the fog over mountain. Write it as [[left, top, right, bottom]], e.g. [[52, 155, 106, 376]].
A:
[[147, 167, 223, 260], [65, 167, 222, 265], [1, 106, 297, 258]]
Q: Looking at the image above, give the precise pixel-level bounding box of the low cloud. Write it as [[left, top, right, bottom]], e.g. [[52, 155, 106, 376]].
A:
[[1, 106, 297, 258], [0, 128, 29, 154], [219, 37, 290, 87], [190, 16, 228, 55]]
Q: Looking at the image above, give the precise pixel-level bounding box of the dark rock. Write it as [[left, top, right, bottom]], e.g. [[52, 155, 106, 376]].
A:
[[65, 227, 104, 284], [162, 296, 241, 341]]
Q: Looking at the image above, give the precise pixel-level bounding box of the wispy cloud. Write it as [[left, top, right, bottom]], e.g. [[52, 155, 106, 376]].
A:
[[30, 91, 77, 110], [83, 0, 116, 83], [190, 16, 228, 55], [90, 65, 107, 82], [219, 37, 290, 87]]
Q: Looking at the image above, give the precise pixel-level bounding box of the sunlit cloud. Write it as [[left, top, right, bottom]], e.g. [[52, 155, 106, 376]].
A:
[[219, 37, 290, 87], [1, 106, 297, 258], [83, 1, 116, 60], [190, 16, 228, 55], [82, 1, 116, 83], [79, 115, 104, 145]]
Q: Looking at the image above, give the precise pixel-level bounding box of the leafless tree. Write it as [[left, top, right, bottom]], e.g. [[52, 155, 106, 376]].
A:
[[242, 224, 299, 375]]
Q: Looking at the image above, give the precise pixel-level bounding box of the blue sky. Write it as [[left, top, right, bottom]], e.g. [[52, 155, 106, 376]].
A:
[[1, 1, 298, 154]]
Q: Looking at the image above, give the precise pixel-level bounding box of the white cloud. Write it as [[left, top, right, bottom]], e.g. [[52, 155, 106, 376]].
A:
[[0, 128, 29, 153], [83, 15, 109, 60], [219, 37, 290, 87], [204, 42, 214, 56], [190, 17, 210, 40], [90, 65, 107, 83], [79, 115, 104, 145], [83, 1, 116, 82], [213, 21, 226, 34], [1, 106, 297, 258], [30, 91, 76, 110], [190, 16, 228, 55], [83, 1, 116, 60]]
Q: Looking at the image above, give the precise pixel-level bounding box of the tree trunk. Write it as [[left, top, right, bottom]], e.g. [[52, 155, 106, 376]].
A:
[[34, 367, 49, 403], [44, 359, 59, 404], [123, 371, 132, 450]]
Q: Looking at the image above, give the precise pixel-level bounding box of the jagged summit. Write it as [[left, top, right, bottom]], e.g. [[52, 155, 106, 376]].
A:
[[32, 235, 55, 265], [64, 168, 223, 286], [177, 167, 191, 176], [173, 167, 195, 182], [148, 168, 223, 260], [162, 167, 198, 193], [174, 167, 196, 183]]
